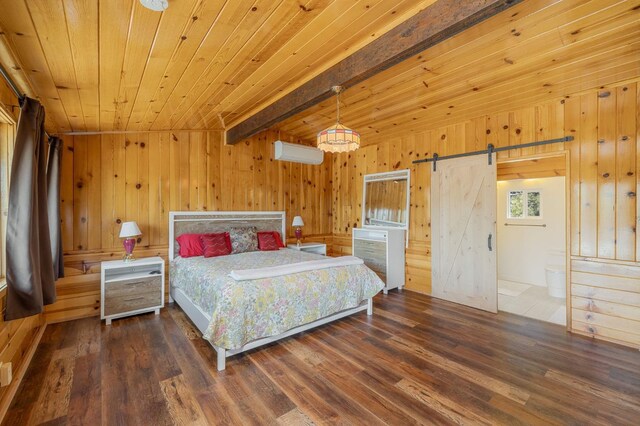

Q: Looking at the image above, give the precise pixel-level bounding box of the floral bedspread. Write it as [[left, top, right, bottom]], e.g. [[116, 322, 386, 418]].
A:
[[170, 249, 384, 350]]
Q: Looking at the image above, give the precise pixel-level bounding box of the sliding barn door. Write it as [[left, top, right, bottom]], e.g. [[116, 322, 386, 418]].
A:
[[431, 154, 497, 313]]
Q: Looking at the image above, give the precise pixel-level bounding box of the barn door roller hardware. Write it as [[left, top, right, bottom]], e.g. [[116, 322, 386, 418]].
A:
[[414, 136, 574, 171]]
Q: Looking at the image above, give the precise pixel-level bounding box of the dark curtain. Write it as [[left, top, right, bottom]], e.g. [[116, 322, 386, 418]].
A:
[[47, 136, 64, 280], [5, 97, 56, 320]]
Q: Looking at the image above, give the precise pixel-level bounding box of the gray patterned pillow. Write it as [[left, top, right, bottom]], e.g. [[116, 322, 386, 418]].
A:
[[229, 227, 258, 254]]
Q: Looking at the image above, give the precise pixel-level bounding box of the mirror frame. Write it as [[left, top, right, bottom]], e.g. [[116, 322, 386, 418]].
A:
[[362, 169, 411, 232]]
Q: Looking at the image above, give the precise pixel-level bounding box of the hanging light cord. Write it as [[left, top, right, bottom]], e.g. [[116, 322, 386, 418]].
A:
[[336, 89, 340, 124]]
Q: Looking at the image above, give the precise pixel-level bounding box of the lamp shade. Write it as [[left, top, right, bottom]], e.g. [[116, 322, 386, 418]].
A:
[[292, 216, 304, 227], [317, 123, 360, 153], [316, 86, 360, 153], [119, 221, 142, 238]]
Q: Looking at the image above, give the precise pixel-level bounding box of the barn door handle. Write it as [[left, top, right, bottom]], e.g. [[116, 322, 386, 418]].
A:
[[488, 234, 493, 251]]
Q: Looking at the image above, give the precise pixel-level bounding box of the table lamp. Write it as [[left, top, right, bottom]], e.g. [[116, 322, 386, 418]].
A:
[[119, 221, 142, 262], [292, 216, 304, 247]]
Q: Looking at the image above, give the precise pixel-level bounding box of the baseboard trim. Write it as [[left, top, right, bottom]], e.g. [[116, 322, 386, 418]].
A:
[[0, 322, 46, 422]]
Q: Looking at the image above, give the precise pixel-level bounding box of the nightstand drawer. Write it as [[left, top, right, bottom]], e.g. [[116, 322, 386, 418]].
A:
[[104, 276, 162, 316]]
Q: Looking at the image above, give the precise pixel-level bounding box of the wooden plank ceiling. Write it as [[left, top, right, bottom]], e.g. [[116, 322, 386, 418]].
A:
[[225, 0, 521, 144], [276, 0, 640, 146], [0, 0, 637, 140], [0, 0, 438, 133]]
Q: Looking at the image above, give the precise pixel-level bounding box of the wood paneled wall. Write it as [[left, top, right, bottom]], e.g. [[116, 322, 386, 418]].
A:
[[0, 82, 46, 419], [331, 81, 640, 348], [47, 80, 640, 349], [49, 129, 333, 322], [330, 95, 569, 293]]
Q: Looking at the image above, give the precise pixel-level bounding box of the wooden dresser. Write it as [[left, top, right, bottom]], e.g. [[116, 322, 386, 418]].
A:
[[352, 227, 405, 294], [101, 257, 165, 325]]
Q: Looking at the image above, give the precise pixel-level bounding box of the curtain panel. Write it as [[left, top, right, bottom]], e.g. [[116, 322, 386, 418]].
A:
[[47, 136, 64, 280], [5, 97, 57, 320]]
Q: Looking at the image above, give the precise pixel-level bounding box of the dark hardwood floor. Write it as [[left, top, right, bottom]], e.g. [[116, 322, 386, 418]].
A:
[[4, 291, 640, 425]]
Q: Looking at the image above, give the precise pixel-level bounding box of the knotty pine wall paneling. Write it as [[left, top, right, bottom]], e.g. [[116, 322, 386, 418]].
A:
[[49, 81, 640, 350], [49, 129, 332, 323], [332, 81, 640, 349]]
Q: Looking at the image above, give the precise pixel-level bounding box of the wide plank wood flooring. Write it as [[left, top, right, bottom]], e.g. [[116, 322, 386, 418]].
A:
[[4, 292, 640, 425]]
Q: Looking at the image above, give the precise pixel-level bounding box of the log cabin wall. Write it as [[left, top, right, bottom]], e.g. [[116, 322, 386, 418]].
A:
[[0, 82, 46, 418], [331, 80, 640, 349], [49, 129, 332, 323]]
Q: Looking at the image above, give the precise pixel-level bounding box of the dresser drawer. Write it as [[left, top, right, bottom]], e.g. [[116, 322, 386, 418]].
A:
[[356, 254, 387, 275], [372, 271, 387, 283], [354, 239, 387, 273], [361, 257, 387, 275], [354, 238, 386, 254], [104, 276, 162, 316]]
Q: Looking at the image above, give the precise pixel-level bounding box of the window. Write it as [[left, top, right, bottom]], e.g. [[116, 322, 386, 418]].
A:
[[508, 190, 541, 219], [0, 107, 16, 286]]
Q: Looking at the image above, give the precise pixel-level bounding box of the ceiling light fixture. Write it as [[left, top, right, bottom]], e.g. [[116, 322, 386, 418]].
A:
[[317, 86, 360, 153], [139, 0, 168, 12]]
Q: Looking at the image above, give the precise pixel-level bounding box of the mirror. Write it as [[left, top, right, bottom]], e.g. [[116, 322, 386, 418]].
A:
[[362, 170, 410, 230]]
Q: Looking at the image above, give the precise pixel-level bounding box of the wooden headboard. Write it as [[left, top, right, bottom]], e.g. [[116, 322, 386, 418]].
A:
[[168, 211, 286, 261]]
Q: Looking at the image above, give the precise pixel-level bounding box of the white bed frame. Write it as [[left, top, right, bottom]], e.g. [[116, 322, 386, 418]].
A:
[[168, 211, 374, 371]]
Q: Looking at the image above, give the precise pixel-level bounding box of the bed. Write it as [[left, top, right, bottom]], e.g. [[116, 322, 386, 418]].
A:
[[168, 211, 384, 370]]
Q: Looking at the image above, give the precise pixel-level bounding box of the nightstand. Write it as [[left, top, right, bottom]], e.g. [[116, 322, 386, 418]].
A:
[[287, 242, 327, 256], [101, 256, 165, 325]]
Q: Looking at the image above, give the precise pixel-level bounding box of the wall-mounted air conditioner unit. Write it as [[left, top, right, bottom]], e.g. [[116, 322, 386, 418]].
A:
[[274, 140, 324, 165]]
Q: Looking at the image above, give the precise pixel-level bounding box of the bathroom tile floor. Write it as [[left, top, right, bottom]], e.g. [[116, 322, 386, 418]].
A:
[[498, 280, 566, 326]]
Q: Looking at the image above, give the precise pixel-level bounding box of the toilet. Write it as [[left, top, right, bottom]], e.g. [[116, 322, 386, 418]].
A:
[[545, 250, 566, 299]]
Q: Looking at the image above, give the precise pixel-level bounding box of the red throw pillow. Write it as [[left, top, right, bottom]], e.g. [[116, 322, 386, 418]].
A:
[[273, 232, 285, 248], [223, 232, 232, 252], [257, 232, 279, 251], [258, 231, 285, 249], [176, 234, 205, 257], [177, 232, 232, 257], [201, 233, 232, 257]]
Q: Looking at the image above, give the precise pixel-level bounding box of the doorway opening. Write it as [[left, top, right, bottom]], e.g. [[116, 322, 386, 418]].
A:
[[496, 153, 569, 326]]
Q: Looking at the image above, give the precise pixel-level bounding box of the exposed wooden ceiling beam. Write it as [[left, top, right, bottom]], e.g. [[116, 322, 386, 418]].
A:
[[226, 0, 522, 145]]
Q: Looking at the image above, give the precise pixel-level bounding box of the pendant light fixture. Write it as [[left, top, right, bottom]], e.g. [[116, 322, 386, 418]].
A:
[[317, 86, 360, 153]]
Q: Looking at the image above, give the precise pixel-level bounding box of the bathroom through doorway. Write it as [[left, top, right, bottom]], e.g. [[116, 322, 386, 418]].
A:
[[496, 153, 569, 326]]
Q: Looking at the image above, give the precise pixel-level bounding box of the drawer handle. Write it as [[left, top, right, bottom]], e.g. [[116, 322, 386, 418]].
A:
[[124, 297, 145, 302]]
